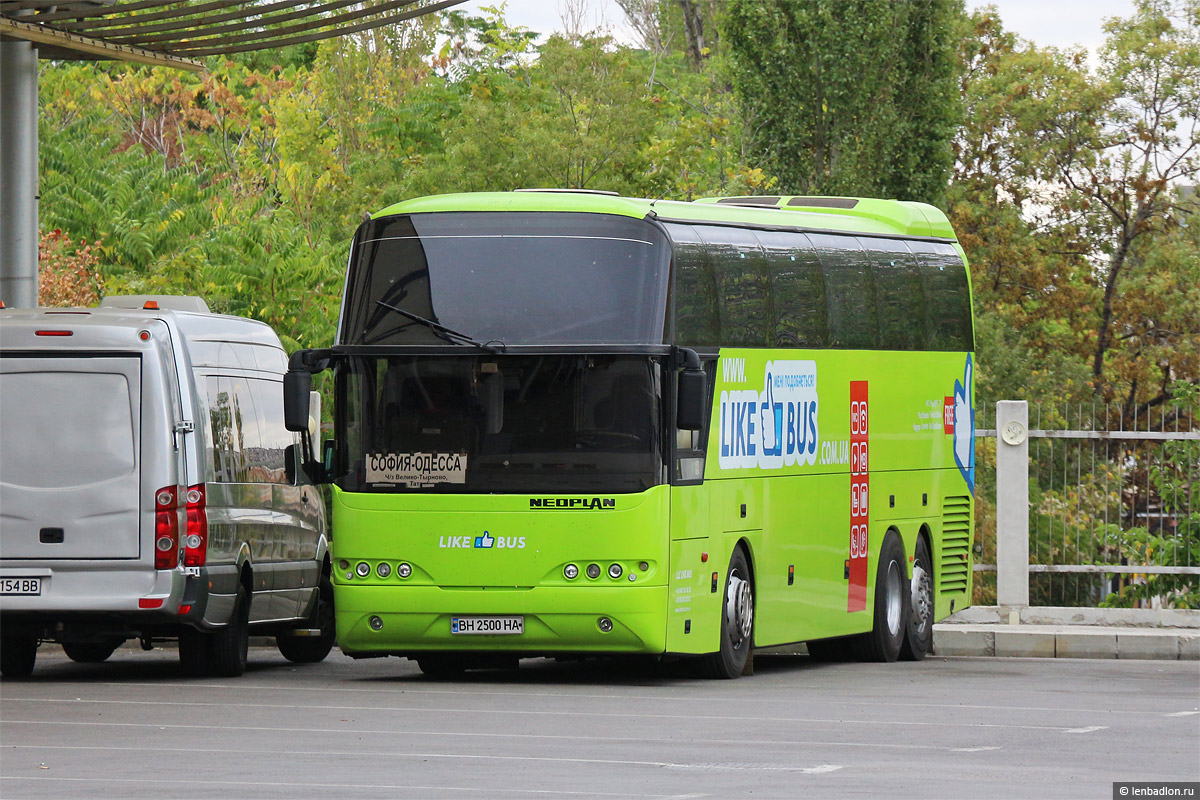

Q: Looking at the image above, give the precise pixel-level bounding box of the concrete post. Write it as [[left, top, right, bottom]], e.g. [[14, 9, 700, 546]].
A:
[[0, 39, 40, 308], [995, 400, 1030, 608]]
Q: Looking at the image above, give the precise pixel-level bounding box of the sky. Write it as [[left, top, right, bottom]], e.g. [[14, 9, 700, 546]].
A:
[[459, 0, 1139, 55]]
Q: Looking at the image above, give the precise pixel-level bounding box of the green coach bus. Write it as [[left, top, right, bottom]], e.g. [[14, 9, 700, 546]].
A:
[[283, 190, 975, 678]]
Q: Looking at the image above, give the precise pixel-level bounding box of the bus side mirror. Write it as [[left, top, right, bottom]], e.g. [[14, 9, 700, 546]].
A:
[[284, 370, 311, 432], [677, 368, 707, 430], [323, 439, 336, 476]]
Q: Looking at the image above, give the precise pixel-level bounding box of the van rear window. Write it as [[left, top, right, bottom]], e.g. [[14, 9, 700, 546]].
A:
[[0, 371, 136, 489]]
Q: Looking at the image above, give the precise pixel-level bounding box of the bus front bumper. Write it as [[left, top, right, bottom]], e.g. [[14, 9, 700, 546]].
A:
[[334, 584, 668, 656]]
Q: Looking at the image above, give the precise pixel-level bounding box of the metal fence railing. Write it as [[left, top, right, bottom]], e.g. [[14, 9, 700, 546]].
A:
[[974, 401, 1199, 609]]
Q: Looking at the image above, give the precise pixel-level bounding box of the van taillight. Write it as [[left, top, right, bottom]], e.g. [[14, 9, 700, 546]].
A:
[[154, 485, 180, 570], [183, 484, 208, 567]]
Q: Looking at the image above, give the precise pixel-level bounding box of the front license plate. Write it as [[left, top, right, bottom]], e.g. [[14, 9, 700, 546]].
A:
[[1, 577, 42, 595], [451, 616, 523, 635]]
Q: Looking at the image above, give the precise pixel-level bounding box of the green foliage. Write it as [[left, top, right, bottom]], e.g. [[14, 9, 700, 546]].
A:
[[724, 0, 963, 204]]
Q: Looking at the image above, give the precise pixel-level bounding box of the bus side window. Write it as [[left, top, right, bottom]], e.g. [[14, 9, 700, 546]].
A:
[[667, 223, 721, 347], [698, 225, 772, 347], [861, 237, 925, 351], [908, 241, 974, 351], [755, 229, 828, 348], [808, 233, 878, 350]]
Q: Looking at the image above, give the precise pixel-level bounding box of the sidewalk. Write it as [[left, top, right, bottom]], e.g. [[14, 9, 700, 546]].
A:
[[933, 606, 1200, 660]]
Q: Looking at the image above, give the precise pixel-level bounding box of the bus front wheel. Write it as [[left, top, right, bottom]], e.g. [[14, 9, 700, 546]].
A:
[[698, 547, 754, 679], [853, 532, 908, 663]]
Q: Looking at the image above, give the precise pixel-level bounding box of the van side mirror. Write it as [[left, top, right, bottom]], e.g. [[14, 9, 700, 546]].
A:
[[284, 370, 311, 432]]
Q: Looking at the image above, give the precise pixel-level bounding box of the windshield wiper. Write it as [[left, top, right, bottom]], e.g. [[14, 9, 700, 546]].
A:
[[374, 300, 504, 353]]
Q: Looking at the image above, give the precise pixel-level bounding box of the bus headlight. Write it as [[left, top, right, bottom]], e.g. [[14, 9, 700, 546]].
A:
[[586, 563, 601, 579], [376, 562, 392, 578], [397, 563, 412, 579], [608, 563, 623, 579], [355, 562, 371, 578], [564, 564, 579, 580]]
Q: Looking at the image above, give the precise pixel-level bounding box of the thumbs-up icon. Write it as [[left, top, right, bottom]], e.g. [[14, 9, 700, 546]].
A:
[[474, 531, 495, 549], [953, 356, 974, 491], [761, 374, 782, 456]]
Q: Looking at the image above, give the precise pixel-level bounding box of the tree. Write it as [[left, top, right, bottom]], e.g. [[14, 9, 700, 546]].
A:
[[952, 0, 1200, 419], [724, 0, 962, 205]]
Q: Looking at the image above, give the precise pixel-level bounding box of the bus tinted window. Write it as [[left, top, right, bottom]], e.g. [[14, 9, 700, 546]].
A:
[[808, 233, 878, 349], [342, 212, 670, 347], [907, 241, 973, 351], [755, 229, 827, 347], [669, 223, 721, 347], [698, 226, 772, 347], [860, 237, 925, 351]]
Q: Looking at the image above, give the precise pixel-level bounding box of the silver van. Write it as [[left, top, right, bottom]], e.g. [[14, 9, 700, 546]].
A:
[[0, 296, 332, 677]]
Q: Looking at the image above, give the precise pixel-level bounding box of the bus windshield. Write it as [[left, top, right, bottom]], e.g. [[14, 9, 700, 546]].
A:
[[337, 354, 665, 494], [341, 212, 671, 347]]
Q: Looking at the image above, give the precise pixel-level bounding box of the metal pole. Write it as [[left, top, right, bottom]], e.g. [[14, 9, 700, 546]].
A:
[[0, 38, 39, 308], [996, 400, 1030, 608]]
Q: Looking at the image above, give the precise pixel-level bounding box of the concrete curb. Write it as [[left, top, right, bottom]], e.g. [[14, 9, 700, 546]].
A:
[[932, 623, 1200, 660]]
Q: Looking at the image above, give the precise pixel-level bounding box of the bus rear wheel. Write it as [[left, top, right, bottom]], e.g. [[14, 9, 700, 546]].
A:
[[900, 537, 934, 661], [853, 532, 908, 663], [698, 547, 754, 679]]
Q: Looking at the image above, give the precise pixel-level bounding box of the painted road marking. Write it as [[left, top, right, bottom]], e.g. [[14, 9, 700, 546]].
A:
[[1063, 726, 1108, 734], [951, 747, 1003, 752], [0, 697, 1112, 733]]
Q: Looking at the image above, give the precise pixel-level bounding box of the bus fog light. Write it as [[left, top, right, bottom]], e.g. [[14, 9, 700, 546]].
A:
[[369, 615, 384, 631], [638, 561, 649, 572], [397, 562, 412, 579], [355, 562, 371, 577], [586, 563, 601, 579], [338, 560, 349, 571], [608, 563, 623, 579], [376, 562, 392, 578], [564, 564, 579, 580], [598, 617, 613, 633]]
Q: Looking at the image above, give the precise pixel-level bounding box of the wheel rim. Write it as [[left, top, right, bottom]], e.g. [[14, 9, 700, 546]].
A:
[[910, 563, 932, 635], [885, 560, 903, 637], [725, 568, 753, 650]]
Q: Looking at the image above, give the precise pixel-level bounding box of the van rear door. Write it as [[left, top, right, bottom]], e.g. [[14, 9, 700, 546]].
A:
[[0, 356, 143, 560]]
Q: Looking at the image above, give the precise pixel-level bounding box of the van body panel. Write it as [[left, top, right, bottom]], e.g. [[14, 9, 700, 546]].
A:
[[0, 356, 145, 560]]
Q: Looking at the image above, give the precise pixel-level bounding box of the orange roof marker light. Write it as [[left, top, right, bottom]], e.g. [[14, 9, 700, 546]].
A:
[[143, 300, 159, 309]]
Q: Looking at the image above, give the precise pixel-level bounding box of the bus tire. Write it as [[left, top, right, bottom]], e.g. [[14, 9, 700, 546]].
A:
[[698, 547, 754, 679], [853, 532, 908, 663], [277, 572, 336, 664], [208, 583, 250, 677], [416, 654, 466, 678], [0, 635, 38, 678], [900, 536, 934, 661], [62, 639, 121, 663]]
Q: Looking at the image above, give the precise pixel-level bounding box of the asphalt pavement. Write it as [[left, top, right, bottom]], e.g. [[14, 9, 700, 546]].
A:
[[1, 645, 1197, 800]]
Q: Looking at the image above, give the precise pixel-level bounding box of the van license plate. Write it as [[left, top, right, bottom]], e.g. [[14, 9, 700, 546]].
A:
[[451, 616, 523, 635], [1, 578, 42, 595]]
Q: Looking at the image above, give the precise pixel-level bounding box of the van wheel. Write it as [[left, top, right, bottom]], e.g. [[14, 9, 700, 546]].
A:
[[697, 547, 754, 679], [208, 584, 250, 677], [277, 573, 336, 664], [178, 628, 210, 676], [62, 639, 121, 663], [900, 537, 934, 661], [1, 635, 38, 678], [853, 533, 908, 663]]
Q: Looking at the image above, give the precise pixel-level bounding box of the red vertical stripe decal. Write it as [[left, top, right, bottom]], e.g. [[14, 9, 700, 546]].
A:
[[848, 381, 869, 613]]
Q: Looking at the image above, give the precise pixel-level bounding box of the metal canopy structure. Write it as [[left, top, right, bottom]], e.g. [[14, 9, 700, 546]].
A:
[[0, 0, 465, 306]]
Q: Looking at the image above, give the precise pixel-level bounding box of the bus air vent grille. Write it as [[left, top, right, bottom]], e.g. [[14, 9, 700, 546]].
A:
[[938, 495, 972, 596]]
